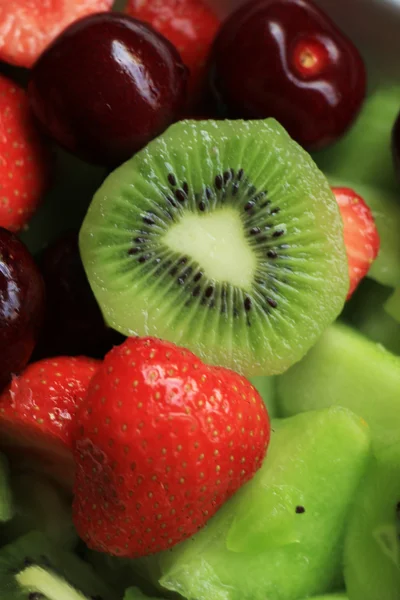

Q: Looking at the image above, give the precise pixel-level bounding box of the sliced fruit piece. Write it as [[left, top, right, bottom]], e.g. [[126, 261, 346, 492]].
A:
[[0, 356, 99, 491], [0, 0, 113, 68], [332, 187, 379, 298], [0, 473, 77, 549], [313, 86, 400, 288], [344, 442, 400, 600], [79, 118, 348, 376], [342, 278, 400, 355], [0, 453, 13, 524], [0, 531, 117, 599], [0, 75, 51, 232], [277, 323, 400, 451], [125, 0, 220, 107], [133, 407, 370, 600], [73, 337, 270, 557], [249, 376, 277, 418]]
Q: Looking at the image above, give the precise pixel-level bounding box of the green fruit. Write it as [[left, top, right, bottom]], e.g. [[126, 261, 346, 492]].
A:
[[277, 323, 400, 451], [80, 119, 348, 376], [136, 407, 370, 600], [313, 86, 400, 288], [0, 531, 117, 599], [385, 287, 400, 323], [341, 278, 400, 355], [0, 454, 13, 525], [0, 473, 77, 550], [306, 596, 347, 600], [344, 443, 400, 600], [249, 376, 277, 417]]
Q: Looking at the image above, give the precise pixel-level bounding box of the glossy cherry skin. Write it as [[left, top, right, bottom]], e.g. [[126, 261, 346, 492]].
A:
[[34, 232, 124, 360], [0, 228, 45, 391], [28, 13, 188, 166], [392, 111, 400, 181], [210, 0, 366, 150]]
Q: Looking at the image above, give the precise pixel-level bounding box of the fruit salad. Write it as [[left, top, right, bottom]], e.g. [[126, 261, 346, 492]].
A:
[[0, 0, 399, 599]]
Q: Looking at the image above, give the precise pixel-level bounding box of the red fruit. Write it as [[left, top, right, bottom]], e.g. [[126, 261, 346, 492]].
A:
[[210, 0, 366, 150], [332, 187, 380, 299], [0, 0, 113, 68], [0, 356, 99, 491], [125, 0, 220, 106], [73, 337, 270, 557], [28, 12, 188, 166], [0, 75, 51, 232], [0, 228, 45, 392]]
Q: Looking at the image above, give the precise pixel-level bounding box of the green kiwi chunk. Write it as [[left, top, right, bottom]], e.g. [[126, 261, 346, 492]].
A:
[[385, 287, 400, 323], [0, 531, 117, 599], [134, 407, 370, 600], [0, 473, 77, 549], [313, 85, 400, 288], [277, 323, 400, 452], [344, 443, 400, 600], [80, 119, 348, 376], [0, 453, 14, 525]]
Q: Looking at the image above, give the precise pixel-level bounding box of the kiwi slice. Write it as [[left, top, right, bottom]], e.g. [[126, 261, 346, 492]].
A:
[[277, 323, 400, 452], [0, 453, 14, 525], [132, 407, 370, 600], [0, 473, 77, 550], [385, 287, 400, 323], [80, 119, 348, 376], [0, 531, 117, 599], [344, 442, 400, 600]]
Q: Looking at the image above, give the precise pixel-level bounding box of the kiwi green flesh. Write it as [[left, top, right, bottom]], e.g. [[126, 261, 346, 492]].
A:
[[344, 443, 400, 600], [0, 454, 13, 524], [0, 531, 117, 600], [80, 119, 348, 376], [0, 473, 77, 550], [133, 407, 370, 600], [277, 323, 400, 452]]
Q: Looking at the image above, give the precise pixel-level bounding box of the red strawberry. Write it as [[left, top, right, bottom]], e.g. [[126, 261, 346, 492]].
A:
[[125, 0, 220, 106], [0, 75, 52, 232], [332, 187, 380, 299], [0, 356, 99, 491], [0, 0, 114, 69], [73, 337, 270, 557]]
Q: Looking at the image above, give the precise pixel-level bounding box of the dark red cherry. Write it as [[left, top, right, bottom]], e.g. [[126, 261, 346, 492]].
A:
[[0, 228, 45, 391], [28, 12, 188, 166], [34, 232, 124, 360], [210, 0, 366, 150], [392, 111, 400, 181]]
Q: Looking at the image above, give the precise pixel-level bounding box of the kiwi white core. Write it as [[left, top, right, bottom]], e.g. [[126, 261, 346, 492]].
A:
[[16, 566, 86, 600], [162, 208, 257, 289]]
